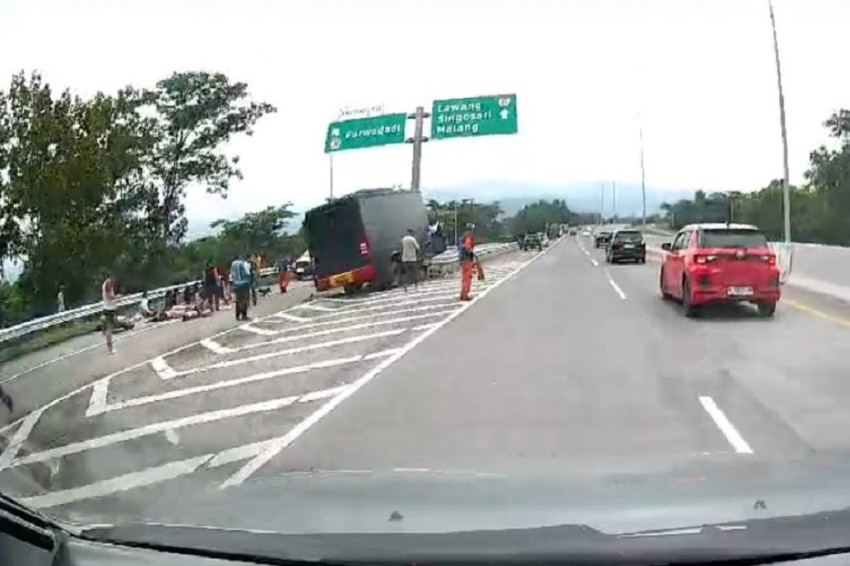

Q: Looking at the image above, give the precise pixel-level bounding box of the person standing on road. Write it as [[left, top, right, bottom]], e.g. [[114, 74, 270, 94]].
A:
[[401, 229, 420, 292], [203, 262, 220, 311], [230, 255, 251, 321], [278, 256, 292, 293], [101, 271, 118, 354], [459, 225, 476, 301], [57, 284, 65, 313]]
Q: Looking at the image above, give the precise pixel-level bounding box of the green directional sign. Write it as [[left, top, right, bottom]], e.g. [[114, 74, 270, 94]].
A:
[[324, 113, 408, 153], [431, 94, 518, 140]]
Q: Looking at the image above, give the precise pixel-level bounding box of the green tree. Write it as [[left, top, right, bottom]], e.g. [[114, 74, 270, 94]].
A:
[[141, 72, 277, 247]]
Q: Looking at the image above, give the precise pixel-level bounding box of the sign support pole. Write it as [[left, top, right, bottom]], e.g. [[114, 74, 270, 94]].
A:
[[407, 106, 430, 190], [328, 154, 334, 200]]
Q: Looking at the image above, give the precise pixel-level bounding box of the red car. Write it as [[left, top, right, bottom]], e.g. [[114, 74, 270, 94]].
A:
[[659, 223, 781, 318]]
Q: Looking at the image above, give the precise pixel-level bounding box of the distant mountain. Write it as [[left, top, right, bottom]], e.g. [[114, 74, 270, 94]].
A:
[[423, 181, 696, 217]]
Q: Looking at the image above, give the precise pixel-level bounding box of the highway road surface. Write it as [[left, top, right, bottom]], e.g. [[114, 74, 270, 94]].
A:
[[2, 237, 850, 526]]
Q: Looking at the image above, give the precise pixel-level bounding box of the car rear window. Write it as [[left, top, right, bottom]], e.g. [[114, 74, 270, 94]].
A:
[[614, 231, 642, 242], [700, 229, 768, 249]]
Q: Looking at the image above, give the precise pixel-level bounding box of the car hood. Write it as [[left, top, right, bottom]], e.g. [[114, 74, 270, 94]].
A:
[[63, 453, 850, 537]]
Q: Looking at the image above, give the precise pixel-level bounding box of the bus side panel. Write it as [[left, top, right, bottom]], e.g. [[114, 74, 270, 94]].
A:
[[359, 191, 430, 286]]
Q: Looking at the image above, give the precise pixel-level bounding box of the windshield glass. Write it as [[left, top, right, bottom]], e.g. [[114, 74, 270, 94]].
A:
[[0, 0, 847, 561], [701, 229, 769, 249], [614, 231, 643, 242]]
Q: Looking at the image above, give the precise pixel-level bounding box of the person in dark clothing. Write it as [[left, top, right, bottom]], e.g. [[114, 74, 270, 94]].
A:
[[0, 385, 12, 415], [203, 263, 220, 311]]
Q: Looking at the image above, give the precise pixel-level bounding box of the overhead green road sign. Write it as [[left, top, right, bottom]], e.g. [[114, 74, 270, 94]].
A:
[[431, 94, 518, 140], [324, 113, 408, 153]]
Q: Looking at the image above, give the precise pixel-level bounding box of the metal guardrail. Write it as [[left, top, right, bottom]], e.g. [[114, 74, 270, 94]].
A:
[[0, 245, 518, 345], [0, 267, 277, 344]]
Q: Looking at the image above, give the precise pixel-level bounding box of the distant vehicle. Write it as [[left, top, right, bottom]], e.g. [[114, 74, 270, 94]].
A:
[[293, 251, 313, 280], [659, 223, 781, 318], [569, 228, 577, 236], [581, 229, 590, 237], [606, 229, 646, 264], [303, 189, 444, 294], [594, 231, 612, 249], [522, 232, 543, 251]]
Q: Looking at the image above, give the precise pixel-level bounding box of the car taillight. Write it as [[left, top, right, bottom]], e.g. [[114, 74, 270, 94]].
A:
[[694, 254, 718, 264], [760, 254, 776, 265], [359, 241, 370, 257]]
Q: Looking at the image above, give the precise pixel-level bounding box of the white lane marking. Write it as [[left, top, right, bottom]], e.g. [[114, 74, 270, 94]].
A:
[[20, 455, 214, 509], [0, 410, 45, 469], [221, 249, 549, 487], [293, 303, 336, 312], [85, 379, 110, 417], [150, 356, 178, 380], [161, 329, 410, 380], [164, 429, 180, 446], [231, 309, 458, 348], [200, 339, 234, 354], [0, 320, 179, 386], [591, 259, 599, 267], [607, 276, 627, 300], [267, 292, 460, 324], [275, 312, 311, 323], [11, 385, 346, 468], [0, 291, 317, 439], [698, 395, 754, 454], [95, 353, 371, 414], [239, 324, 276, 336]]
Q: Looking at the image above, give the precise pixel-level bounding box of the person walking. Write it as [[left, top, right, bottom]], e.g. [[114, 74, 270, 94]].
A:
[[278, 256, 292, 293], [203, 262, 220, 311], [102, 271, 118, 354], [401, 229, 420, 291], [57, 284, 66, 313]]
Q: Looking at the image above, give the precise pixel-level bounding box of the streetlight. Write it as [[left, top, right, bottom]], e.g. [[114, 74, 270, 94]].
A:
[[768, 0, 791, 243]]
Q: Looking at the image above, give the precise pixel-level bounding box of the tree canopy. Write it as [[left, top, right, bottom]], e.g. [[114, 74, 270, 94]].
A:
[[658, 109, 850, 245], [0, 69, 278, 322]]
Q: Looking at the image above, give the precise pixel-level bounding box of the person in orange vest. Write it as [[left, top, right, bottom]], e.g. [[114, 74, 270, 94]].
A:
[[278, 256, 292, 293], [459, 225, 476, 301]]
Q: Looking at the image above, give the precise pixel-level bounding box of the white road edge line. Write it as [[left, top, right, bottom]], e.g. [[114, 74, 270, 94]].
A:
[[698, 395, 754, 454], [591, 259, 599, 267], [220, 245, 553, 488], [607, 276, 627, 300]]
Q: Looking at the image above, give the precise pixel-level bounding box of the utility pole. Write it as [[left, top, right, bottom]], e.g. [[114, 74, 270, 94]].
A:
[[639, 117, 647, 227], [328, 155, 334, 199], [768, 0, 791, 243], [407, 106, 430, 190]]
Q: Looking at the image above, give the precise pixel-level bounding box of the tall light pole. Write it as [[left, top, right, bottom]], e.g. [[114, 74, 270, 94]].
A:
[[612, 181, 617, 221], [639, 115, 647, 227], [768, 0, 791, 243]]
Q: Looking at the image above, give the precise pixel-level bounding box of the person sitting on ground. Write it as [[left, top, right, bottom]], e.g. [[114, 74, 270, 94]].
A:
[[138, 291, 155, 319]]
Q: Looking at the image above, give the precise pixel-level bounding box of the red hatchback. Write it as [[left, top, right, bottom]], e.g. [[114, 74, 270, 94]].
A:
[[659, 223, 781, 318]]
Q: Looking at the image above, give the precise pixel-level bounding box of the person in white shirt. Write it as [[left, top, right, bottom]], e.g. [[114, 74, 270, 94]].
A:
[[57, 285, 65, 313], [401, 229, 421, 291]]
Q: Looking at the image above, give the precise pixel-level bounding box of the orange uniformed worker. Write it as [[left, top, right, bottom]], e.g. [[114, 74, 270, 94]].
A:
[[459, 225, 476, 301]]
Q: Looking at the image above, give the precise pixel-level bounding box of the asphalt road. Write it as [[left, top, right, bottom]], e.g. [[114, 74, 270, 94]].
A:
[[2, 238, 850, 526]]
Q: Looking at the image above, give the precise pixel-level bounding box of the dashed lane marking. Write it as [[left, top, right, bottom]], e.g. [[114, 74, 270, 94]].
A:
[[239, 324, 277, 336], [699, 395, 754, 454], [607, 276, 627, 300], [199, 339, 234, 355]]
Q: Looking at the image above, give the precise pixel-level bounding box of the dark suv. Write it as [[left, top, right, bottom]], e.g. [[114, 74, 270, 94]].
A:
[[606, 229, 646, 263]]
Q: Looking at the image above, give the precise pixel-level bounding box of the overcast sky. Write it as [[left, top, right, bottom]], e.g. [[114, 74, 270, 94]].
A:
[[1, 0, 848, 225]]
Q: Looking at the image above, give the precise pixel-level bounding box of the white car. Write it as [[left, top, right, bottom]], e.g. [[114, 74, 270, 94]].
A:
[[581, 230, 591, 237]]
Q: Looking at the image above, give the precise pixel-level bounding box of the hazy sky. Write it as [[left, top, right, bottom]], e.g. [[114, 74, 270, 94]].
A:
[[1, 0, 848, 225]]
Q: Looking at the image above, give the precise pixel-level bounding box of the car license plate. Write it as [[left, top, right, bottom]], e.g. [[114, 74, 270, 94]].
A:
[[727, 286, 753, 296], [624, 244, 634, 248]]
